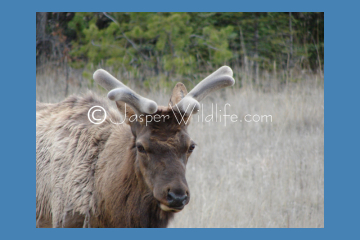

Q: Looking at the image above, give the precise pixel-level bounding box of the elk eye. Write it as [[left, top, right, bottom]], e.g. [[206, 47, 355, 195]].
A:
[[188, 144, 196, 153], [137, 144, 146, 153]]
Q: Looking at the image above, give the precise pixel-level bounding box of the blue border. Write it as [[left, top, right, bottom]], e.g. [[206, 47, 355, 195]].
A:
[[2, 0, 359, 239]]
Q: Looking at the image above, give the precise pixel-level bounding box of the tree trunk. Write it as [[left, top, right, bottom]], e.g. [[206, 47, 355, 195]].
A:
[[288, 12, 293, 80], [36, 12, 46, 43], [253, 13, 259, 86], [239, 26, 249, 83]]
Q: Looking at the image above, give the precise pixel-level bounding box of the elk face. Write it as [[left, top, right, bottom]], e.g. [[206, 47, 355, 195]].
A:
[[131, 111, 195, 212], [93, 66, 234, 213]]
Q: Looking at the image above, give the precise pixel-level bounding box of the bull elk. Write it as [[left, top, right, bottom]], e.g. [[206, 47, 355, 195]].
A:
[[36, 66, 235, 227]]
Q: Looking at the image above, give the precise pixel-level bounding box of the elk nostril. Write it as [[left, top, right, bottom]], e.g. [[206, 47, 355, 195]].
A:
[[167, 191, 175, 203], [167, 191, 188, 207], [182, 195, 188, 205]]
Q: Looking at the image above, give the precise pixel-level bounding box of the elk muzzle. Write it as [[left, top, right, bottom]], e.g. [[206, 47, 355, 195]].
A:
[[158, 184, 190, 213]]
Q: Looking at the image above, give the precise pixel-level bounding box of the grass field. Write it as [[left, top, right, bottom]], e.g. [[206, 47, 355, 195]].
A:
[[36, 66, 324, 228]]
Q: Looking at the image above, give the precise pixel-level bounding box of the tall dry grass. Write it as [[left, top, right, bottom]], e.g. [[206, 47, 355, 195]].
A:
[[36, 66, 324, 228]]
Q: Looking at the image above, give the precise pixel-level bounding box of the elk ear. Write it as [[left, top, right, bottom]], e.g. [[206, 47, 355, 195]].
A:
[[115, 102, 136, 125], [169, 83, 188, 107], [130, 120, 141, 137]]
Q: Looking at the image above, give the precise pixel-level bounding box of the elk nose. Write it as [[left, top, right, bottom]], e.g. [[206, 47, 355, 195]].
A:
[[167, 191, 188, 208]]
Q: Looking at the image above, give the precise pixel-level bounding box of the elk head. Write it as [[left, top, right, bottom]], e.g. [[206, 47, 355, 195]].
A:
[[93, 66, 234, 212]]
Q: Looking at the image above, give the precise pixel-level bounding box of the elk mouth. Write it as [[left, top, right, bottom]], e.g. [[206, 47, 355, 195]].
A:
[[159, 203, 185, 213]]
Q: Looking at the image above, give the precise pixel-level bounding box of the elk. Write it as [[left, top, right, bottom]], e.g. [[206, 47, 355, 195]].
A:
[[36, 66, 235, 228]]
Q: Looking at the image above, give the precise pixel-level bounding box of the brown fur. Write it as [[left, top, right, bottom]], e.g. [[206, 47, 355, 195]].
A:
[[36, 90, 193, 228]]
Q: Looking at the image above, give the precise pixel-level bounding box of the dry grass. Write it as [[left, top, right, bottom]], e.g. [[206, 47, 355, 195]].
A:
[[36, 66, 324, 228]]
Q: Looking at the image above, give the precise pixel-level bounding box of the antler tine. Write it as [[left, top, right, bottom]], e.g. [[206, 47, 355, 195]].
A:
[[176, 66, 235, 116], [93, 69, 158, 114]]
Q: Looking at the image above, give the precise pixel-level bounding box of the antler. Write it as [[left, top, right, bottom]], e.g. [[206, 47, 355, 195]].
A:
[[93, 69, 158, 114], [175, 66, 235, 115]]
